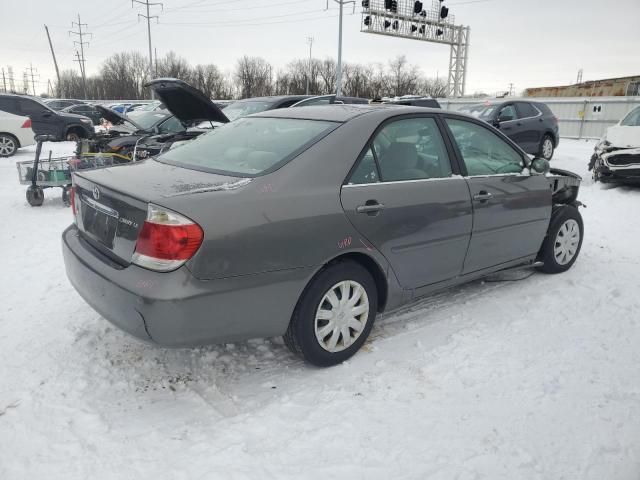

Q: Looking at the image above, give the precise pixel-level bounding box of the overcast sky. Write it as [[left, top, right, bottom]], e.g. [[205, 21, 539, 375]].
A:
[[1, 0, 639, 96]]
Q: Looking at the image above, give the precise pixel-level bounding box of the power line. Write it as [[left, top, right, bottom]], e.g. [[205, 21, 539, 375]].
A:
[[133, 0, 163, 98], [25, 64, 39, 96], [69, 14, 92, 98]]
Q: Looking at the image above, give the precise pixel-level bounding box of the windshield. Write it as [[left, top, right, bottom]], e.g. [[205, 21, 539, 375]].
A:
[[459, 104, 498, 119], [620, 107, 640, 127], [222, 101, 272, 121], [157, 117, 338, 176], [126, 111, 171, 130]]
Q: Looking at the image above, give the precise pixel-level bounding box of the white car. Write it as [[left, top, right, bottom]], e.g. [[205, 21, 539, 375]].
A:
[[0, 110, 35, 157], [589, 106, 640, 183]]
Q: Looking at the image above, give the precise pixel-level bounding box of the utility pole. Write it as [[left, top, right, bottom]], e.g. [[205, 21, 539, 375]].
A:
[[508, 83, 514, 96], [44, 25, 61, 96], [7, 67, 15, 92], [69, 14, 91, 99], [133, 0, 163, 99], [73, 50, 87, 98], [330, 0, 354, 97], [22, 72, 29, 94], [25, 64, 39, 96], [305, 37, 314, 95], [1, 68, 6, 93]]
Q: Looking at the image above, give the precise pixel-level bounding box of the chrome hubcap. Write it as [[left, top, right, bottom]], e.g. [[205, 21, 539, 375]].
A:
[[554, 219, 580, 265], [314, 280, 369, 353], [0, 137, 16, 155], [542, 138, 553, 159]]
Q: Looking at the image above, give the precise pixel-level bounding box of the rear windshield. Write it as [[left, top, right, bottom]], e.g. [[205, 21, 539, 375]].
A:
[[459, 104, 498, 119], [222, 101, 272, 121], [157, 117, 338, 176], [621, 107, 640, 127]]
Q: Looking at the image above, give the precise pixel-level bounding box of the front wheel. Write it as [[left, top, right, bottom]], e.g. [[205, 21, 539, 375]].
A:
[[540, 134, 555, 160], [537, 205, 583, 273], [66, 131, 81, 142], [284, 261, 378, 367]]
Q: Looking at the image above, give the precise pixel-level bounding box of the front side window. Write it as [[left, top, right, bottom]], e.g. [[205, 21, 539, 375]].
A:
[[158, 117, 338, 176], [497, 104, 517, 122], [446, 118, 523, 176]]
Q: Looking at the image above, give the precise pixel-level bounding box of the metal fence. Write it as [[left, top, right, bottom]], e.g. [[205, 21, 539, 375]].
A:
[[438, 96, 640, 140]]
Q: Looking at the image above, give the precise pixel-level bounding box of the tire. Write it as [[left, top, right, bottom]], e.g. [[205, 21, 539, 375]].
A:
[[26, 185, 45, 207], [66, 131, 81, 142], [540, 134, 554, 160], [536, 205, 583, 274], [284, 261, 378, 367], [0, 134, 18, 157]]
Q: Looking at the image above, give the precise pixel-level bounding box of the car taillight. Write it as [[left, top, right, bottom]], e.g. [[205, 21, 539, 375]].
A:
[[21, 118, 32, 128], [70, 185, 76, 217], [131, 204, 204, 272]]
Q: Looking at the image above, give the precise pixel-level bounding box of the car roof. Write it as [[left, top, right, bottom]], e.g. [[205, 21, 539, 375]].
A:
[[234, 95, 311, 104], [253, 104, 446, 122]]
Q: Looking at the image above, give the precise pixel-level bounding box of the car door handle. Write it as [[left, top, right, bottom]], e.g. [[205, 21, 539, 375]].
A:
[[473, 191, 493, 202], [356, 202, 385, 214]]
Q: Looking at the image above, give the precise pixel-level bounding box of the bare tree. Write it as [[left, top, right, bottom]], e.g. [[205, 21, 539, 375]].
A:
[[156, 51, 191, 80], [192, 64, 231, 99], [419, 77, 447, 98], [317, 58, 336, 94], [234, 56, 273, 98], [385, 55, 420, 97]]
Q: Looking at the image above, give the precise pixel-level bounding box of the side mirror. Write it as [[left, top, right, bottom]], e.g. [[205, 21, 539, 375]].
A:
[[531, 157, 550, 174], [491, 119, 500, 128]]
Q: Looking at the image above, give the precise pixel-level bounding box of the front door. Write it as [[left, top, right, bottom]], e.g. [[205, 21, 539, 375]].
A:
[[443, 117, 551, 274], [341, 115, 473, 289]]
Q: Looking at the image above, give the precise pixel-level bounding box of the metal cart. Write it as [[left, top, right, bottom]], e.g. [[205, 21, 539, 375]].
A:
[[16, 135, 132, 207]]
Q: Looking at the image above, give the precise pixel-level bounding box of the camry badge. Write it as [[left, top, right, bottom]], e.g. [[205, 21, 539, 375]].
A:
[[93, 186, 100, 200]]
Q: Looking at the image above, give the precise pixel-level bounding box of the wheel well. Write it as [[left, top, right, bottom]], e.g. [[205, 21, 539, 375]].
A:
[[0, 132, 20, 147], [543, 130, 557, 145], [327, 252, 389, 312], [65, 125, 86, 138]]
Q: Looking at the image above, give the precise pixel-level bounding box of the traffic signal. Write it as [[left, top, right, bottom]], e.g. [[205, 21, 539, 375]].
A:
[[384, 20, 391, 28], [362, 0, 369, 8], [440, 6, 449, 19], [364, 15, 371, 26], [411, 24, 418, 32], [413, 1, 423, 14], [436, 28, 444, 35], [392, 20, 399, 30]]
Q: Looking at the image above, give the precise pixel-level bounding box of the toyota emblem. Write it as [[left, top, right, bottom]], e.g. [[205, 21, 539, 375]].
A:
[[92, 186, 100, 200]]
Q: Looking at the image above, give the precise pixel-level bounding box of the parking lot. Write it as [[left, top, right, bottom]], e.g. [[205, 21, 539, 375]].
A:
[[1, 139, 639, 478]]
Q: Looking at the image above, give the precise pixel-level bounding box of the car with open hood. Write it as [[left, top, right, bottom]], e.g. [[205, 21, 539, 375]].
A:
[[63, 104, 584, 367], [84, 79, 230, 160], [589, 106, 640, 183]]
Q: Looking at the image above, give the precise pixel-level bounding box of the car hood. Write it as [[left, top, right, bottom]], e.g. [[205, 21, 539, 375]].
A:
[[145, 78, 229, 125], [605, 125, 640, 149], [95, 105, 143, 130]]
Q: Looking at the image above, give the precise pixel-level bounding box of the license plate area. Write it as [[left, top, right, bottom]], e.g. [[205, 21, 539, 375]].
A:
[[80, 195, 119, 249]]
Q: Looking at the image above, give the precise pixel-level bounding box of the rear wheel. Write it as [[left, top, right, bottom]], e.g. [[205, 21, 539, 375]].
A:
[[540, 134, 554, 160], [284, 261, 378, 367], [0, 134, 18, 157], [537, 205, 583, 273], [26, 185, 45, 207]]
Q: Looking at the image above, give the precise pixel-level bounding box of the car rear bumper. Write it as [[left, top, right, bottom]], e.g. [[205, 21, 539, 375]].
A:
[[62, 225, 314, 346]]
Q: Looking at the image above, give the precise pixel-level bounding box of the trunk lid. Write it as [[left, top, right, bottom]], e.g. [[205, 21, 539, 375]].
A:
[[145, 78, 230, 126], [72, 160, 247, 265]]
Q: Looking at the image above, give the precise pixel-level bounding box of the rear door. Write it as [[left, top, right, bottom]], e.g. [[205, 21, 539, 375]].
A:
[[19, 98, 60, 138], [443, 117, 551, 274], [341, 115, 473, 289], [514, 102, 543, 153]]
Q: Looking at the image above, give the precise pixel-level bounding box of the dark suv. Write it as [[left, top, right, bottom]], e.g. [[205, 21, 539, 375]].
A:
[[0, 94, 94, 142], [459, 100, 559, 160]]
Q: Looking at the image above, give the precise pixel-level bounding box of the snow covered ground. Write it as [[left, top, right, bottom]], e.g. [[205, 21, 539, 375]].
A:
[[1, 139, 639, 480]]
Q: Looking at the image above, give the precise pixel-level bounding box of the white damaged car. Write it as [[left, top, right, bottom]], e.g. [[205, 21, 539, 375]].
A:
[[589, 106, 640, 183]]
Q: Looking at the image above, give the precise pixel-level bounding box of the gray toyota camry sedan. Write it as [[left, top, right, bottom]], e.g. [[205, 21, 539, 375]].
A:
[[63, 105, 584, 366]]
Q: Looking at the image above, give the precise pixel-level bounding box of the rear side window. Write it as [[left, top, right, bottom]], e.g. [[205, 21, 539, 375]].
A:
[[516, 102, 538, 118], [158, 117, 338, 176], [497, 104, 517, 122], [348, 117, 452, 184], [446, 118, 523, 176], [19, 99, 47, 115], [0, 97, 19, 115]]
